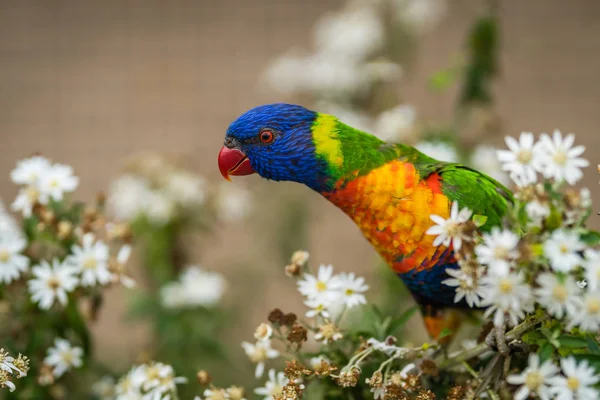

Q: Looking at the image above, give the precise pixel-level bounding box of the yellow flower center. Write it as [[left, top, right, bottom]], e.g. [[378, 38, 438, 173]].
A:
[[47, 277, 61, 290], [525, 371, 543, 390], [0, 250, 10, 263], [61, 352, 74, 365], [270, 385, 284, 396], [560, 244, 569, 254], [493, 246, 509, 259], [587, 298, 600, 314], [316, 281, 327, 292], [499, 278, 514, 294], [553, 151, 568, 166], [345, 288, 354, 296], [552, 285, 568, 302], [249, 347, 267, 363], [83, 257, 97, 270], [49, 179, 59, 188], [145, 366, 160, 380], [26, 186, 39, 201], [517, 150, 533, 164], [567, 376, 580, 391]]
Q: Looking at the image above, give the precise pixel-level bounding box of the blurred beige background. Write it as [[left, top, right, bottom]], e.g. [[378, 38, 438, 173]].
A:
[[1, 0, 599, 365]]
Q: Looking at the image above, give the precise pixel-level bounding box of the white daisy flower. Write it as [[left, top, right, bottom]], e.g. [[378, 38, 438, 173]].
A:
[[254, 369, 288, 400], [241, 340, 279, 379], [10, 156, 51, 186], [165, 171, 206, 208], [28, 259, 79, 309], [566, 291, 600, 332], [0, 349, 22, 377], [297, 264, 341, 301], [538, 130, 589, 185], [506, 354, 559, 400], [11, 186, 49, 217], [43, 338, 83, 378], [160, 266, 226, 309], [543, 229, 584, 273], [0, 199, 21, 236], [496, 132, 544, 186], [254, 323, 273, 342], [415, 141, 459, 163], [534, 273, 581, 320], [525, 199, 551, 225], [130, 362, 186, 398], [66, 233, 111, 287], [203, 388, 229, 400], [107, 175, 152, 222], [91, 376, 116, 400], [548, 357, 599, 400], [426, 201, 473, 250], [0, 231, 29, 284], [0, 370, 16, 392], [475, 227, 520, 276], [583, 249, 600, 291], [480, 272, 534, 327], [38, 163, 79, 201], [336, 272, 368, 308], [304, 297, 331, 319], [441, 267, 485, 308], [115, 373, 142, 400]]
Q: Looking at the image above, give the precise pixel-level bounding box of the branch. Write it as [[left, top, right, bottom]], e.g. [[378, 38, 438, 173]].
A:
[[437, 313, 549, 369]]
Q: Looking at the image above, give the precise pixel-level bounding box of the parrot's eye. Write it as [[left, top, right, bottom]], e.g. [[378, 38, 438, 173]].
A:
[[259, 130, 274, 143]]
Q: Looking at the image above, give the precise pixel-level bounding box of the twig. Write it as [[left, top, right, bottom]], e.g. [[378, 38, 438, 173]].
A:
[[437, 313, 548, 369]]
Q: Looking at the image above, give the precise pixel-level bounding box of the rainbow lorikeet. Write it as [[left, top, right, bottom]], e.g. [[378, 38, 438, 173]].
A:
[[217, 103, 512, 340]]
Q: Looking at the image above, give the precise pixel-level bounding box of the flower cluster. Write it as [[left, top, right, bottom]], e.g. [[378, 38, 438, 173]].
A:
[[40, 338, 83, 383], [159, 265, 226, 309], [0, 348, 29, 392], [108, 152, 252, 225], [112, 361, 187, 400]]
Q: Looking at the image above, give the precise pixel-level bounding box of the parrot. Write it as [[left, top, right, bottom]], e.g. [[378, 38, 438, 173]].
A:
[[217, 103, 512, 341]]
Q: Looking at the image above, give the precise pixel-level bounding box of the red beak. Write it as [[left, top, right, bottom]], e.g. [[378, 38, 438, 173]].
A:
[[218, 146, 255, 181]]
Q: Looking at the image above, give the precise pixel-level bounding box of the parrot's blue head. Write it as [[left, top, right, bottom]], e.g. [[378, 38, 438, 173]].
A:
[[218, 103, 329, 190]]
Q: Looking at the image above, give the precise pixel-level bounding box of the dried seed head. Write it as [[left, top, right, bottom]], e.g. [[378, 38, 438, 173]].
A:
[[419, 359, 438, 377], [366, 370, 384, 388], [313, 360, 337, 377], [275, 382, 304, 400], [384, 383, 408, 400], [282, 312, 297, 327], [196, 370, 212, 385], [287, 324, 308, 347], [290, 250, 309, 266], [335, 367, 361, 387], [226, 386, 245, 400], [285, 263, 301, 277], [415, 389, 436, 400], [57, 221, 73, 240], [404, 374, 421, 390], [268, 308, 286, 325], [447, 385, 467, 400], [284, 359, 311, 381], [254, 323, 273, 342]]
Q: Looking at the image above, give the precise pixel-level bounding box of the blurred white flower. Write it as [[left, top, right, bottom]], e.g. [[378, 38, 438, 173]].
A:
[[426, 201, 473, 250], [538, 130, 589, 185], [534, 273, 581, 320], [373, 105, 416, 142], [241, 340, 279, 378], [302, 52, 370, 97], [38, 163, 79, 201], [115, 373, 142, 400], [254, 369, 288, 400], [11, 186, 48, 218], [506, 354, 559, 400], [0, 200, 20, 236], [475, 227, 520, 276], [254, 323, 273, 342], [108, 175, 152, 222], [497, 132, 544, 186], [43, 338, 83, 378], [66, 233, 111, 287], [217, 183, 252, 223], [304, 297, 331, 319], [203, 388, 229, 400], [567, 291, 600, 332], [314, 5, 384, 61], [0, 349, 22, 378], [583, 249, 600, 291], [548, 357, 599, 400], [481, 272, 534, 327], [367, 337, 408, 358], [394, 0, 447, 33], [415, 141, 459, 163], [28, 259, 79, 309], [543, 229, 584, 273], [92, 376, 116, 400], [316, 102, 372, 132], [130, 362, 187, 399], [364, 59, 403, 82], [262, 51, 308, 95], [0, 231, 29, 284], [525, 199, 551, 225], [442, 267, 485, 308], [297, 264, 341, 302], [111, 244, 135, 288], [165, 172, 206, 208], [144, 191, 176, 225], [337, 272, 368, 308], [470, 145, 510, 186], [160, 266, 226, 309], [10, 156, 51, 186]]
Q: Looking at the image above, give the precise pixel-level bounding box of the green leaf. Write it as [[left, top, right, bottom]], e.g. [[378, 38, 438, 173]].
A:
[[586, 335, 600, 355], [538, 342, 554, 362], [385, 306, 418, 336], [522, 331, 546, 346], [580, 230, 600, 245], [438, 328, 453, 340], [558, 335, 588, 349], [472, 214, 488, 228], [429, 68, 457, 92]]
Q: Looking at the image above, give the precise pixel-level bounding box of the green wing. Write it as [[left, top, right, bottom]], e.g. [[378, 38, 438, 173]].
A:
[[436, 164, 512, 232]]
